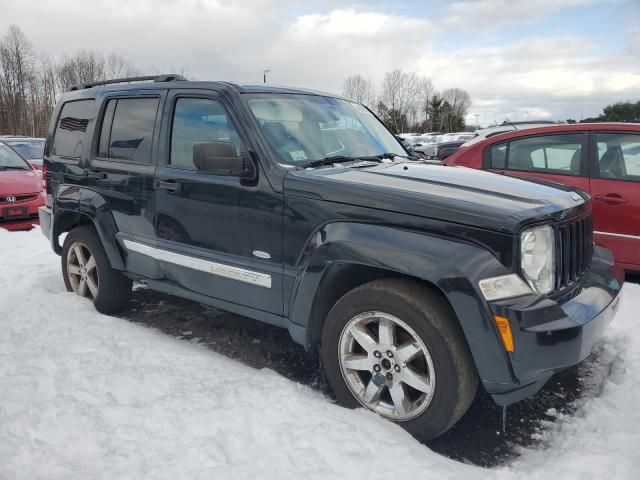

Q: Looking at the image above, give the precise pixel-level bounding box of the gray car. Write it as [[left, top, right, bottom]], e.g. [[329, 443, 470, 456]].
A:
[[0, 136, 46, 169]]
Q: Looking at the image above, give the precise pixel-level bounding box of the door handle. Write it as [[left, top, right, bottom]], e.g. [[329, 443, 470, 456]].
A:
[[153, 179, 182, 192], [86, 170, 107, 179], [593, 194, 627, 204]]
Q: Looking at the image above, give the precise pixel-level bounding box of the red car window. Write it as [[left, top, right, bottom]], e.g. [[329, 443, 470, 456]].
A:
[[594, 133, 640, 182], [493, 134, 584, 176]]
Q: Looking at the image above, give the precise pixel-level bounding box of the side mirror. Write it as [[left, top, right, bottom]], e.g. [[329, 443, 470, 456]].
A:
[[193, 142, 254, 178]]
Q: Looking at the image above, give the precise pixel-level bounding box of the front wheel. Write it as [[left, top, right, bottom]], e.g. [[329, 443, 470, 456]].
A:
[[62, 225, 132, 314], [321, 278, 478, 441]]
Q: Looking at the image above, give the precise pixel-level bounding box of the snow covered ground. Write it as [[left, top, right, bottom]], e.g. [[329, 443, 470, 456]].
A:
[[1, 228, 639, 480]]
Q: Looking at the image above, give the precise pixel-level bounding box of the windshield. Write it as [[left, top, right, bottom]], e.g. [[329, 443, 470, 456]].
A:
[[4, 139, 45, 160], [0, 143, 30, 170], [246, 94, 406, 165]]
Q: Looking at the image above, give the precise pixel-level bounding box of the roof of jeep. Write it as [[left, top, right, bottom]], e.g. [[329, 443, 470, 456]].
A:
[[61, 79, 346, 101]]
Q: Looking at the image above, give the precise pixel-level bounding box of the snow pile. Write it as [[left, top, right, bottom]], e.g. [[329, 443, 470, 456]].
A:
[[1, 228, 638, 479]]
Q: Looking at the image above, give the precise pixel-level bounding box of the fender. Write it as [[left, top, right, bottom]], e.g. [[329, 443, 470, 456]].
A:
[[52, 185, 125, 271], [288, 222, 518, 389]]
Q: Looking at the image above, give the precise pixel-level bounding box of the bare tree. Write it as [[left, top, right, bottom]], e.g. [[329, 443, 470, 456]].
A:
[[31, 54, 59, 134], [342, 74, 375, 107], [372, 69, 470, 133], [417, 77, 434, 128], [55, 50, 144, 92], [0, 24, 153, 137], [56, 50, 107, 91], [441, 88, 471, 131], [380, 70, 426, 133], [0, 25, 36, 134], [106, 53, 141, 79]]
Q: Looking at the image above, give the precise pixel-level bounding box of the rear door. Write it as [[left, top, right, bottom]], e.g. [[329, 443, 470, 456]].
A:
[[589, 132, 640, 270], [486, 133, 590, 192], [88, 91, 165, 278], [89, 92, 164, 238]]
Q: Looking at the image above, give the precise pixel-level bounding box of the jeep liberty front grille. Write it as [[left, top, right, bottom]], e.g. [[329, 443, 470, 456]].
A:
[[556, 215, 593, 290]]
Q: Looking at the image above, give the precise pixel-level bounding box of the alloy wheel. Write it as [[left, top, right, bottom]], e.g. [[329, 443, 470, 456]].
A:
[[338, 311, 436, 421], [66, 241, 99, 299]]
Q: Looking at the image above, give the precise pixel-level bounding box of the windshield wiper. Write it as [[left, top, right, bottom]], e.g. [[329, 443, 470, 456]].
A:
[[376, 152, 397, 159], [380, 151, 427, 161], [300, 152, 418, 169], [301, 155, 383, 169], [377, 152, 417, 160]]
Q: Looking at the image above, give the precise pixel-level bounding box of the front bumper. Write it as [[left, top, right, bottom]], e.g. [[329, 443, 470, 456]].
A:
[[486, 246, 624, 405], [0, 194, 44, 231]]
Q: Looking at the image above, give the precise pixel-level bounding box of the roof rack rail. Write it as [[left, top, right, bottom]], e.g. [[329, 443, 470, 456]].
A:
[[68, 73, 187, 91]]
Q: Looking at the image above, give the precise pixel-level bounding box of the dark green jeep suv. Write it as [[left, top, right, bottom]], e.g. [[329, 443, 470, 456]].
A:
[[39, 74, 623, 440]]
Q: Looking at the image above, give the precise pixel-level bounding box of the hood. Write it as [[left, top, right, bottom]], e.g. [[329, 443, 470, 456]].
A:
[[0, 169, 42, 196], [284, 162, 588, 233]]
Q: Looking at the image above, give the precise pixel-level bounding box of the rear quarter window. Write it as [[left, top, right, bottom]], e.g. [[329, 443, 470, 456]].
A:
[[489, 143, 507, 168], [52, 99, 95, 159]]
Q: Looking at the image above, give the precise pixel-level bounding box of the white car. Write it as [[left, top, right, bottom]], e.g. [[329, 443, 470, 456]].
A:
[[460, 123, 558, 149], [407, 135, 439, 154]]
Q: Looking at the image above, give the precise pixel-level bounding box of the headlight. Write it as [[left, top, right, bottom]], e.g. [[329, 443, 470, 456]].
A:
[[520, 225, 555, 294]]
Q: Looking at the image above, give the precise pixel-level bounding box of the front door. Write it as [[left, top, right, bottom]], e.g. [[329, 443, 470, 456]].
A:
[[151, 90, 284, 314], [589, 132, 640, 270]]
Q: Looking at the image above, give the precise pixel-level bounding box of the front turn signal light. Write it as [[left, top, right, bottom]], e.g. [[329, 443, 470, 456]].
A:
[[494, 315, 515, 352]]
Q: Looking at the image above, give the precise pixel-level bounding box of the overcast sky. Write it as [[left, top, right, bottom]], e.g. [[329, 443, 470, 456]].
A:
[[2, 0, 638, 126]]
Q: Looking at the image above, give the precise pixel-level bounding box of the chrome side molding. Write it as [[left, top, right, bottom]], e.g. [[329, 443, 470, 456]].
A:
[[123, 239, 272, 288]]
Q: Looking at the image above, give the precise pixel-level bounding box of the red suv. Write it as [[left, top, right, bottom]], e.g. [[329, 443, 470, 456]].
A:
[[445, 123, 640, 272], [0, 141, 44, 231]]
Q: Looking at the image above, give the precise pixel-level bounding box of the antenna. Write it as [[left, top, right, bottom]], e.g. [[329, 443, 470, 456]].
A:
[[503, 118, 518, 130]]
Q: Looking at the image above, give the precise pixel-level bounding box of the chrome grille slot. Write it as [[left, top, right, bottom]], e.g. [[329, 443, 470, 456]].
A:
[[556, 215, 592, 290]]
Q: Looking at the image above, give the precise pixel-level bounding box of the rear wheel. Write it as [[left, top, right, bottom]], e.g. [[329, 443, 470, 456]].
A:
[[321, 278, 478, 441], [62, 225, 132, 314]]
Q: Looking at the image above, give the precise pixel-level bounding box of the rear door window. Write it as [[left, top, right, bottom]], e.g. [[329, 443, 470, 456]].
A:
[[52, 99, 95, 158], [98, 97, 159, 164], [594, 133, 640, 182]]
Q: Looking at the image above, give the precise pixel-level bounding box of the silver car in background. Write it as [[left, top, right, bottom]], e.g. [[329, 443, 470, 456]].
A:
[[414, 132, 476, 159], [0, 136, 46, 170]]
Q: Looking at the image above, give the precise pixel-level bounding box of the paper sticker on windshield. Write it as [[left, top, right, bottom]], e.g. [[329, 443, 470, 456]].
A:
[[290, 150, 308, 161]]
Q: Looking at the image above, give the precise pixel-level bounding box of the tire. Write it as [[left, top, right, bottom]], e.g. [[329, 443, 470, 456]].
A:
[[321, 278, 478, 441], [61, 225, 132, 314]]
